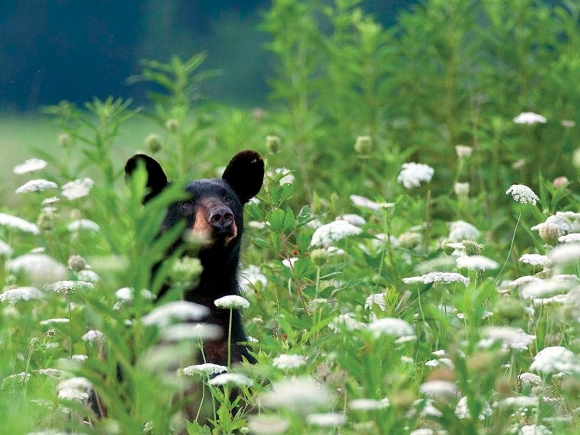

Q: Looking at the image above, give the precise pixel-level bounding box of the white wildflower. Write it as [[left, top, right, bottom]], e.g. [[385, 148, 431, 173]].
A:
[[310, 220, 362, 247], [448, 220, 480, 241], [208, 373, 253, 387], [161, 323, 221, 341], [506, 184, 539, 205], [479, 326, 536, 350], [142, 301, 208, 327], [364, 293, 387, 311], [496, 396, 539, 408], [248, 416, 290, 435], [61, 178, 94, 200], [214, 295, 250, 309], [530, 346, 580, 374], [397, 162, 434, 189], [559, 233, 580, 243], [532, 215, 574, 236], [519, 279, 574, 300], [182, 363, 228, 377], [456, 255, 499, 271], [454, 182, 470, 196], [548, 243, 580, 265], [37, 368, 64, 379], [306, 412, 346, 427], [282, 257, 298, 268], [350, 195, 394, 210], [329, 313, 366, 333], [0, 212, 40, 234], [0, 287, 43, 304], [349, 398, 389, 410], [518, 372, 542, 387], [520, 425, 552, 435], [15, 179, 58, 194], [40, 318, 70, 325], [67, 219, 100, 232], [455, 145, 473, 159], [240, 265, 267, 293], [58, 388, 89, 401], [57, 377, 92, 391], [71, 355, 88, 361], [337, 214, 366, 227], [272, 354, 307, 370], [513, 112, 547, 125], [259, 376, 332, 412], [13, 158, 47, 174], [42, 196, 60, 205], [561, 120, 575, 128], [82, 330, 105, 342], [76, 269, 99, 283], [46, 280, 94, 294], [519, 254, 551, 268], [419, 380, 458, 398], [403, 272, 469, 286], [507, 275, 542, 288], [369, 317, 415, 340], [1, 372, 31, 390], [455, 396, 491, 420], [6, 254, 67, 287]]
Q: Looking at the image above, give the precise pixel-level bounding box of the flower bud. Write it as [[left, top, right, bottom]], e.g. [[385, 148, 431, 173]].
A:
[[58, 133, 71, 148], [164, 118, 180, 133], [68, 255, 87, 272], [354, 136, 372, 155], [398, 232, 421, 249], [311, 249, 329, 266], [455, 145, 473, 159], [169, 256, 203, 288], [462, 240, 483, 256], [553, 176, 569, 189], [37, 207, 57, 232], [538, 224, 560, 245], [454, 182, 470, 197], [145, 134, 163, 154], [495, 298, 526, 321], [266, 135, 280, 154]]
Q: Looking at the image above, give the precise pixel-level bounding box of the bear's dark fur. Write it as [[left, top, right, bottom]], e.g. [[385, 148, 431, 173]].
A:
[[124, 150, 264, 366]]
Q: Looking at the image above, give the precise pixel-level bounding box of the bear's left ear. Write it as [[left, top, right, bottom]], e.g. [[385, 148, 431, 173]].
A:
[[222, 150, 265, 203]]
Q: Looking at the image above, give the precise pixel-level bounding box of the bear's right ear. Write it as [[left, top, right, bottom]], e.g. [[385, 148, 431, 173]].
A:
[[124, 154, 169, 203]]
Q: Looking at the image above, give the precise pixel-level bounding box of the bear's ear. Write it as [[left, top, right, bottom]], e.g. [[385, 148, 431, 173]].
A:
[[222, 150, 264, 203], [125, 154, 169, 203]]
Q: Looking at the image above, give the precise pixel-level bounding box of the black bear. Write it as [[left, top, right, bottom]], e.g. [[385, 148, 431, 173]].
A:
[[124, 150, 264, 366]]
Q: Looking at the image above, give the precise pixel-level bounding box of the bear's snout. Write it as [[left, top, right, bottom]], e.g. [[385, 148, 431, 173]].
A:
[[208, 207, 234, 231]]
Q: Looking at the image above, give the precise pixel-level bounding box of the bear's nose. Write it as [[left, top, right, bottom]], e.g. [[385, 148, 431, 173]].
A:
[[208, 207, 234, 230]]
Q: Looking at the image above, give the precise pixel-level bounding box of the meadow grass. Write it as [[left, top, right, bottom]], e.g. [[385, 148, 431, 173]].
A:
[[2, 0, 580, 434]]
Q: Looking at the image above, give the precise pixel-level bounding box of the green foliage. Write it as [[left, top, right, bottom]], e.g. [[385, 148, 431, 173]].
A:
[[2, 1, 580, 434]]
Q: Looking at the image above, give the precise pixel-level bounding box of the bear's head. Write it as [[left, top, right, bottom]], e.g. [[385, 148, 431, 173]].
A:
[[124, 150, 264, 255]]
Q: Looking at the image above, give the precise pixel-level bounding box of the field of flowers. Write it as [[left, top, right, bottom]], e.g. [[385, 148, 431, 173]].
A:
[[2, 1, 580, 434]]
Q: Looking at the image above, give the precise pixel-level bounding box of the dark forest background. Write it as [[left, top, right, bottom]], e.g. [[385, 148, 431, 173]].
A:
[[0, 0, 418, 110]]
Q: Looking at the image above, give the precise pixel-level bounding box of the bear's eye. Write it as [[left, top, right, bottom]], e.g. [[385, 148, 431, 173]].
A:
[[180, 201, 194, 214], [224, 195, 233, 204]]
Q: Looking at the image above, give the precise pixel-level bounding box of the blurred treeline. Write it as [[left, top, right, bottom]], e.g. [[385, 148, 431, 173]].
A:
[[0, 0, 415, 110]]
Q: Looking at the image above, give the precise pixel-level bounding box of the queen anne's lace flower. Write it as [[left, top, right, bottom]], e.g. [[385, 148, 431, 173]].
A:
[[548, 243, 580, 265], [6, 254, 68, 287], [519, 254, 551, 267], [310, 220, 362, 247], [479, 326, 536, 350], [403, 272, 469, 286], [306, 412, 346, 427], [506, 184, 539, 205], [558, 233, 580, 243], [208, 373, 253, 387], [182, 363, 227, 377], [448, 220, 480, 241], [272, 354, 307, 370], [513, 112, 547, 125], [15, 179, 58, 194], [0, 287, 43, 303], [397, 162, 434, 189], [419, 380, 458, 398], [142, 301, 208, 327], [349, 194, 394, 211], [329, 313, 366, 332], [456, 255, 499, 271], [530, 346, 580, 374], [13, 158, 48, 174], [369, 317, 415, 340], [61, 178, 94, 200], [67, 219, 100, 232], [0, 212, 40, 234], [214, 295, 250, 309], [259, 377, 332, 412]]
